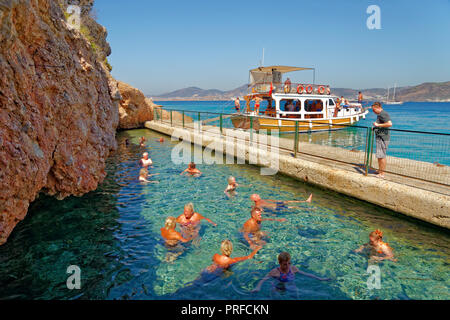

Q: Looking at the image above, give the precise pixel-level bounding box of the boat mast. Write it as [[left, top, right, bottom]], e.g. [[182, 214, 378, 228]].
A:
[[260, 48, 265, 67], [386, 87, 390, 103], [393, 83, 397, 102]]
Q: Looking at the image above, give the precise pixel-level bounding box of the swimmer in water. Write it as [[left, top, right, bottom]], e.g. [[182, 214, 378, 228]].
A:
[[161, 216, 191, 246], [139, 136, 146, 147], [224, 176, 252, 198], [161, 216, 191, 262], [180, 162, 202, 177], [156, 137, 165, 143], [205, 239, 261, 273], [242, 206, 286, 249], [354, 229, 396, 262], [176, 202, 216, 240], [224, 176, 238, 198], [138, 168, 159, 183], [250, 193, 312, 212], [140, 152, 153, 168], [252, 252, 331, 292]]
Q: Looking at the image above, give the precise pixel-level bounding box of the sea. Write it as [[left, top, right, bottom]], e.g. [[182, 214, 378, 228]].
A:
[[0, 101, 448, 300]]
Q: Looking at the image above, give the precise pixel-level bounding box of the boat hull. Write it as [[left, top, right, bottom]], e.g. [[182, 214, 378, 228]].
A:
[[231, 115, 366, 133]]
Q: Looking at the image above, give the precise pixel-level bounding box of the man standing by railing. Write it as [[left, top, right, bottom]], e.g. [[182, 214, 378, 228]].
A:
[[372, 102, 392, 179]]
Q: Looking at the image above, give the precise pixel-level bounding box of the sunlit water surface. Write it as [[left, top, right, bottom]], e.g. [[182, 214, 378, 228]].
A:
[[0, 129, 448, 300]]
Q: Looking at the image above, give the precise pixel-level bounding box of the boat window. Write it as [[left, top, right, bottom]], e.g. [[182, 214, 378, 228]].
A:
[[304, 100, 323, 112], [328, 99, 335, 106], [280, 99, 301, 112], [262, 99, 275, 116]]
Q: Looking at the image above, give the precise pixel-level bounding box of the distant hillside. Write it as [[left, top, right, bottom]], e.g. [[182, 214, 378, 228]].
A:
[[150, 81, 450, 102], [396, 82, 450, 102]]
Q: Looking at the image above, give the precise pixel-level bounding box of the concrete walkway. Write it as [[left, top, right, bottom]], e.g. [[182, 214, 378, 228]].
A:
[[145, 120, 450, 229]]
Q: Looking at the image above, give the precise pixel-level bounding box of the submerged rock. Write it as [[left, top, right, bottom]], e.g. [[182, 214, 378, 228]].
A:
[[0, 0, 120, 244]]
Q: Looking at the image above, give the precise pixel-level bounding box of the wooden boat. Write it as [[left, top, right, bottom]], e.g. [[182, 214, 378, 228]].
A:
[[231, 66, 369, 133]]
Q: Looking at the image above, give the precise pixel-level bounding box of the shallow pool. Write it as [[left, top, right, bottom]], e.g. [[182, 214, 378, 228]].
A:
[[0, 129, 448, 300]]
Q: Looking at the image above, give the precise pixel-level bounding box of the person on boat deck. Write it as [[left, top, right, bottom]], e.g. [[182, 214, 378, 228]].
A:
[[140, 152, 153, 168], [285, 100, 295, 111], [333, 98, 343, 117], [161, 216, 192, 246], [242, 206, 287, 249], [284, 78, 292, 93], [265, 100, 276, 116], [250, 193, 312, 212], [371, 102, 392, 179], [252, 252, 331, 292], [138, 168, 159, 183], [307, 101, 322, 119], [177, 202, 217, 239], [253, 96, 263, 115], [354, 229, 396, 262], [326, 86, 331, 95], [234, 97, 241, 113], [180, 162, 202, 177], [205, 239, 261, 273], [358, 91, 363, 104]]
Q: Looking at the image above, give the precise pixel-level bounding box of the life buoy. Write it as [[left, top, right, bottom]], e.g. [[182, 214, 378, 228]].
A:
[[296, 84, 304, 94], [318, 86, 325, 94], [306, 85, 313, 94]]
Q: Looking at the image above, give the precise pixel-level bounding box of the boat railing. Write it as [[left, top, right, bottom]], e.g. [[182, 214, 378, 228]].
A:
[[152, 106, 450, 190], [248, 82, 330, 95]]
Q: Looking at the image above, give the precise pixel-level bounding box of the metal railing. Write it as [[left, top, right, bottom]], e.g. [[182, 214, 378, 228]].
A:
[[152, 107, 450, 190]]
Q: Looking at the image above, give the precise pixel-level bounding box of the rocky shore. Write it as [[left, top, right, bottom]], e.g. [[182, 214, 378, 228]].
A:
[[0, 0, 157, 245]]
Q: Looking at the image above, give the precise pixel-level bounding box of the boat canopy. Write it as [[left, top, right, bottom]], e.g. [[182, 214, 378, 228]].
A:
[[249, 65, 314, 86]]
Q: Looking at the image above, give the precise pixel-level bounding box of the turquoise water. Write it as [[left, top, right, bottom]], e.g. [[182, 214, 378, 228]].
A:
[[156, 101, 450, 165], [0, 129, 448, 300]]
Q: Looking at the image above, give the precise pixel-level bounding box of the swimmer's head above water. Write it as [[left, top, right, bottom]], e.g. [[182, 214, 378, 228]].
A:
[[250, 194, 261, 203], [142, 152, 149, 159], [369, 229, 383, 246], [251, 206, 263, 222], [183, 202, 194, 219], [164, 216, 177, 230], [278, 252, 292, 272], [228, 176, 236, 185], [189, 162, 196, 169], [220, 239, 233, 257]]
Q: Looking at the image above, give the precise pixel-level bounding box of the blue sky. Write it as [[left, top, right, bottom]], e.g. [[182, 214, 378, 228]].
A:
[[94, 0, 450, 95]]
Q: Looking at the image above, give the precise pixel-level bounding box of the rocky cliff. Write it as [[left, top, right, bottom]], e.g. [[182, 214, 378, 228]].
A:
[[0, 0, 120, 245], [117, 81, 158, 129]]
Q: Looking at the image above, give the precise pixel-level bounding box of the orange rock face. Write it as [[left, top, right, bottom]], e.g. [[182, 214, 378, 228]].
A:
[[117, 81, 157, 129], [0, 0, 120, 244]]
